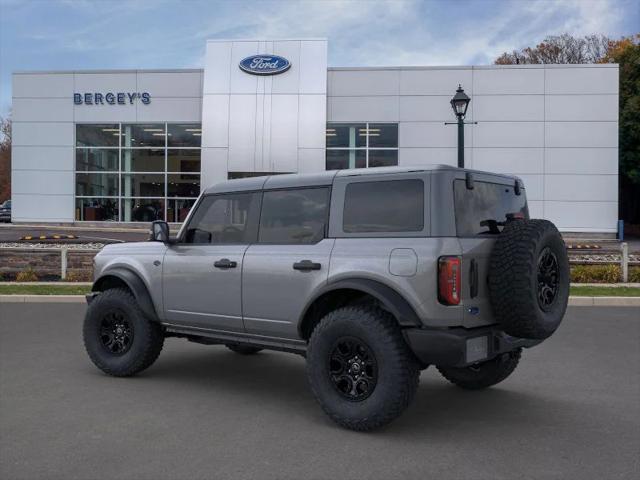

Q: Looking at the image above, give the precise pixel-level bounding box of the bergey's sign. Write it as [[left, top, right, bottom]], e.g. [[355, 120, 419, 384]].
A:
[[239, 55, 291, 75], [74, 92, 151, 105]]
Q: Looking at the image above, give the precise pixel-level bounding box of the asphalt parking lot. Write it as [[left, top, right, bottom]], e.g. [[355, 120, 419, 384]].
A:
[[1, 304, 638, 480]]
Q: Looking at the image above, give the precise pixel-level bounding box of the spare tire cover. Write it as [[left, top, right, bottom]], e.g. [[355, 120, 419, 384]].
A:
[[488, 219, 569, 340]]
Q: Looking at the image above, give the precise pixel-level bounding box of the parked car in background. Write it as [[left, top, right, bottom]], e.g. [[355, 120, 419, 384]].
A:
[[0, 200, 11, 223]]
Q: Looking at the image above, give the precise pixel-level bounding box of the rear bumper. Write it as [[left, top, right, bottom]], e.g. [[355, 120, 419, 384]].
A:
[[403, 325, 541, 368]]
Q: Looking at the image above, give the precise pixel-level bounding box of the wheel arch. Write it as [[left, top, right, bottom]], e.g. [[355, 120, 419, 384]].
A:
[[298, 278, 422, 340], [92, 267, 158, 321]]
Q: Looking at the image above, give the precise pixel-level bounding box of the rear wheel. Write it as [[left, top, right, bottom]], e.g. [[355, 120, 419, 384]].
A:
[[83, 288, 164, 377], [226, 344, 263, 355], [306, 306, 420, 431], [437, 348, 522, 390]]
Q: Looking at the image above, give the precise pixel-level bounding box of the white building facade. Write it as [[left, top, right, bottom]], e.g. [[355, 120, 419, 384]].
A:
[[11, 39, 619, 232]]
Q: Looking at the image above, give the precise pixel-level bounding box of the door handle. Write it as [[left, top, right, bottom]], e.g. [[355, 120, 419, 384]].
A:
[[293, 260, 321, 271], [214, 258, 237, 269], [469, 259, 478, 298]]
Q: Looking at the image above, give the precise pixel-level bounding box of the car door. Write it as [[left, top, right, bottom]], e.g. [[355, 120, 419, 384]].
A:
[[242, 186, 334, 340], [162, 191, 260, 332]]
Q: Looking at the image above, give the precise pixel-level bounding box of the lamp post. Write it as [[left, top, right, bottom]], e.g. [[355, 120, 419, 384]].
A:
[[446, 84, 474, 168]]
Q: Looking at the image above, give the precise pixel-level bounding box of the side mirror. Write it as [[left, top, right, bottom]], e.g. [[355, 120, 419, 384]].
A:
[[150, 220, 170, 243]]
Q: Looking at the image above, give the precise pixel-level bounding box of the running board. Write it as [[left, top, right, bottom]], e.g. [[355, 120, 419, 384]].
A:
[[162, 322, 307, 356]]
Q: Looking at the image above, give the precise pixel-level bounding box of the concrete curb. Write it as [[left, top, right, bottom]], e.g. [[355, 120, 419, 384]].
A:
[[1, 295, 639, 306]]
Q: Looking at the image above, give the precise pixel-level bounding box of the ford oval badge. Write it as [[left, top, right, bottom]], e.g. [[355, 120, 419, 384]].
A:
[[239, 55, 291, 76]]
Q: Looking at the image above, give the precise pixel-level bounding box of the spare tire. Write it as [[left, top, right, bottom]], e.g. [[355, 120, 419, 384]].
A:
[[488, 219, 569, 340]]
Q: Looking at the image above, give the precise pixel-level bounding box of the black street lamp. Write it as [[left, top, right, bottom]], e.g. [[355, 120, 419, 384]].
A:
[[446, 84, 475, 168]]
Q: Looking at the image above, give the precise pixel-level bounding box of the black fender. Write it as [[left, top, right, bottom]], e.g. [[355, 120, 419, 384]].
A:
[[299, 278, 422, 335], [92, 267, 159, 321]]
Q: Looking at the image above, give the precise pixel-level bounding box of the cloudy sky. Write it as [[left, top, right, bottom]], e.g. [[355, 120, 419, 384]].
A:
[[0, 0, 638, 115]]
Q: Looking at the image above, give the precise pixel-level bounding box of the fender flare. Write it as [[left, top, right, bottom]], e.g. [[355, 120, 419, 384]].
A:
[[92, 267, 158, 321], [299, 278, 422, 334]]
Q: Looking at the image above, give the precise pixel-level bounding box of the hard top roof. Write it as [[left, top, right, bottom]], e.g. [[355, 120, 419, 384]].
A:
[[203, 165, 519, 195]]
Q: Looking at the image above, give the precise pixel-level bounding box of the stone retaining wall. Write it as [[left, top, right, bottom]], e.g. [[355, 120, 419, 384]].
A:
[[0, 249, 97, 281]]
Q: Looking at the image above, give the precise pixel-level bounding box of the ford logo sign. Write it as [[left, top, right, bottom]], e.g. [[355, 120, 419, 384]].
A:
[[239, 55, 291, 76]]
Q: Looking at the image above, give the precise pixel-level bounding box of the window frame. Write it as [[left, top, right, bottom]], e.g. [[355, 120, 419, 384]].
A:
[[74, 122, 202, 222], [325, 122, 399, 170], [328, 173, 431, 238], [177, 191, 262, 246], [257, 186, 332, 245]]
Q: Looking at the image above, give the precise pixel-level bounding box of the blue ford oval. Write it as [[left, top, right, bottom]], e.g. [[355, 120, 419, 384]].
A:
[[239, 55, 291, 75]]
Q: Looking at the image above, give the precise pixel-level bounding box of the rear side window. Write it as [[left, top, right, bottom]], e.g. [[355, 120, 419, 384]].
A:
[[259, 188, 330, 244], [454, 180, 529, 236], [343, 179, 424, 233], [183, 192, 260, 244]]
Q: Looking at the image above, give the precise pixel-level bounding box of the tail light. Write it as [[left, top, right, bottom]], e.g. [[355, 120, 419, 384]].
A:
[[438, 256, 461, 305]]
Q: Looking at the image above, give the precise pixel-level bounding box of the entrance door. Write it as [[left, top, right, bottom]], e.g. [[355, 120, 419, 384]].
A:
[[162, 191, 260, 332], [242, 187, 333, 339]]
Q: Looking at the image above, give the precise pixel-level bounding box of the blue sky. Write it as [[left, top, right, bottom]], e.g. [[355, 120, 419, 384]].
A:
[[0, 0, 638, 116]]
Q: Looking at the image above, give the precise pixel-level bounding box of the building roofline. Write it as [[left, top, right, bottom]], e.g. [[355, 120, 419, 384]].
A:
[[13, 68, 204, 75]]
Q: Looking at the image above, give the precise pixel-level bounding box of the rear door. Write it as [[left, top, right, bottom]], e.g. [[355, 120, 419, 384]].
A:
[[242, 187, 333, 340], [453, 176, 529, 327]]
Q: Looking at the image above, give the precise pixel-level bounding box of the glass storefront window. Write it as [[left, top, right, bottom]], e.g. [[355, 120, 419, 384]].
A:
[[75, 123, 201, 222], [368, 124, 398, 148], [369, 150, 399, 168], [76, 173, 119, 197], [168, 124, 202, 147], [121, 124, 165, 147], [75, 148, 118, 171], [121, 198, 165, 222], [326, 123, 366, 148], [167, 198, 196, 223], [122, 149, 165, 172], [121, 174, 165, 197], [326, 150, 366, 170], [326, 122, 398, 170], [76, 124, 120, 147], [167, 149, 200, 173], [75, 198, 119, 221], [167, 174, 200, 198]]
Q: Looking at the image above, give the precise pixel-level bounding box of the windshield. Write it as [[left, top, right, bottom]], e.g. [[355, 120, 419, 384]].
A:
[[454, 179, 528, 236]]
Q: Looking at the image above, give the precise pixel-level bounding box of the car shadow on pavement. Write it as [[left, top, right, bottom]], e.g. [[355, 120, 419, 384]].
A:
[[119, 342, 570, 435]]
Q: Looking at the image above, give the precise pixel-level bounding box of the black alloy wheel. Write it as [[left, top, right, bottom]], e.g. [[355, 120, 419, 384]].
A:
[[328, 337, 378, 401], [537, 247, 559, 310], [99, 310, 134, 355]]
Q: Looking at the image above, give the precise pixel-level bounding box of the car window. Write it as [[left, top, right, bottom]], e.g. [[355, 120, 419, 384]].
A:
[[343, 179, 424, 233], [454, 180, 529, 236], [259, 188, 329, 244], [183, 192, 260, 244]]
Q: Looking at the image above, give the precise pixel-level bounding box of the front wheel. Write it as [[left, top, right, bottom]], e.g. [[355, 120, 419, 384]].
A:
[[83, 288, 164, 377], [306, 306, 420, 431], [437, 348, 522, 390]]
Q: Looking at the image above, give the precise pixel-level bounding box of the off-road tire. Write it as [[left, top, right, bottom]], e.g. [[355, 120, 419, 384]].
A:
[[437, 348, 522, 390], [489, 219, 569, 340], [226, 344, 263, 355], [83, 288, 164, 377], [306, 306, 420, 431]]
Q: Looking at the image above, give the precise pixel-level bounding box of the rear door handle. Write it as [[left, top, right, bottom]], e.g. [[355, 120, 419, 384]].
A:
[[293, 260, 321, 271], [214, 258, 237, 269], [469, 259, 478, 298]]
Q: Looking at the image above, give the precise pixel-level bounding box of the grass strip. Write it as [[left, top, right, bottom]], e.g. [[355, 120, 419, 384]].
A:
[[570, 286, 640, 297], [0, 284, 92, 295]]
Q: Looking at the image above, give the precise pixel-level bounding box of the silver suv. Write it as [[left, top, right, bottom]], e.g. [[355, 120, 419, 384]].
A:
[[84, 166, 569, 431]]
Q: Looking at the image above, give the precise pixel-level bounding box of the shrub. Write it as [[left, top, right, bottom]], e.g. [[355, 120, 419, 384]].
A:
[[65, 270, 92, 282], [629, 266, 640, 283], [570, 264, 621, 283], [15, 268, 39, 282]]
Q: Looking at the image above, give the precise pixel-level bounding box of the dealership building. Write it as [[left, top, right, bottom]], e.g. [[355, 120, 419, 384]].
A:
[[11, 39, 619, 232]]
